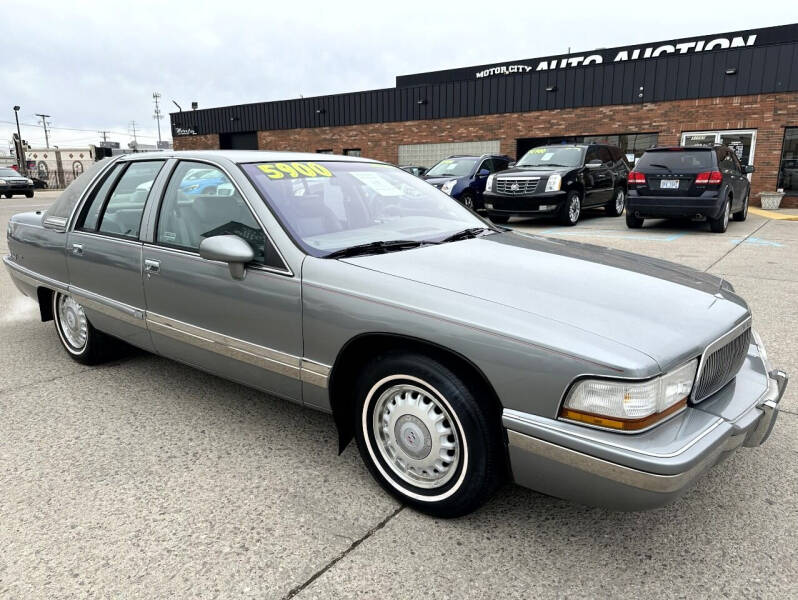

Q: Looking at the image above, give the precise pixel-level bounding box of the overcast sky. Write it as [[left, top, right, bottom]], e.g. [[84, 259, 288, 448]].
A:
[[2, 0, 797, 153]]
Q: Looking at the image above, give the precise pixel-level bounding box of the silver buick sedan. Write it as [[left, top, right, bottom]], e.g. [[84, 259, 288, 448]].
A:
[[4, 151, 787, 517]]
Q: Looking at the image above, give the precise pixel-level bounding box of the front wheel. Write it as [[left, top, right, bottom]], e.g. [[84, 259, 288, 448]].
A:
[[488, 214, 510, 224], [709, 198, 731, 233], [459, 191, 477, 211], [605, 187, 626, 217], [354, 352, 505, 517], [557, 190, 581, 226], [52, 292, 117, 365], [3, 193, 12, 198], [25, 191, 34, 198]]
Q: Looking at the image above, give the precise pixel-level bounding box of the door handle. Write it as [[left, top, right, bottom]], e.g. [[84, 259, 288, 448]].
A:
[[71, 243, 83, 256], [144, 259, 160, 275]]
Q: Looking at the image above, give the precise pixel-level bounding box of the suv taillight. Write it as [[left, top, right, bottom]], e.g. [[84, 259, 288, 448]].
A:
[[695, 170, 722, 185], [628, 171, 646, 185]]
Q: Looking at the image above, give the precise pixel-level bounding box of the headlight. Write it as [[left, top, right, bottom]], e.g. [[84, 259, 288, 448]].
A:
[[441, 180, 457, 195], [26, 178, 33, 185], [485, 174, 495, 192], [0, 179, 6, 184], [560, 359, 698, 431], [545, 173, 562, 192]]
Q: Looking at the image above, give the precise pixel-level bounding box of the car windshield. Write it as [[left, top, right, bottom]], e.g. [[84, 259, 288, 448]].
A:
[[425, 157, 477, 177], [636, 150, 714, 171], [242, 161, 486, 257], [517, 146, 584, 168], [0, 168, 21, 177]]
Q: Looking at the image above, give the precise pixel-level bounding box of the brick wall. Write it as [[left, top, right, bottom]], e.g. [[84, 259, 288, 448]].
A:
[[175, 93, 798, 207], [173, 133, 219, 150]]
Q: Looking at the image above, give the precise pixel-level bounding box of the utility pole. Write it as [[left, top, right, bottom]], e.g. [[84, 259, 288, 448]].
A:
[[152, 92, 163, 147], [129, 120, 138, 149], [98, 130, 110, 144], [35, 113, 52, 148]]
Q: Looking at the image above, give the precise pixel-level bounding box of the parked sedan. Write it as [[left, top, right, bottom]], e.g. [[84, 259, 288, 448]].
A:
[[0, 167, 34, 198], [424, 154, 511, 211], [4, 151, 787, 517]]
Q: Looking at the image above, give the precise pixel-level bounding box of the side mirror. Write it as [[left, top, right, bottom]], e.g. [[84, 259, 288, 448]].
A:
[[744, 165, 755, 174], [507, 162, 516, 169], [586, 159, 603, 168], [199, 235, 254, 280], [477, 168, 490, 178]]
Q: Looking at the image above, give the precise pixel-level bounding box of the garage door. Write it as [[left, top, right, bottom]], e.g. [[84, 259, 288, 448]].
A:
[[398, 140, 501, 168]]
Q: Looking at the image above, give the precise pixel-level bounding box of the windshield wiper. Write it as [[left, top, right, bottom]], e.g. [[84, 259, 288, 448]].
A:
[[439, 227, 497, 243], [324, 239, 435, 259], [648, 163, 672, 171]]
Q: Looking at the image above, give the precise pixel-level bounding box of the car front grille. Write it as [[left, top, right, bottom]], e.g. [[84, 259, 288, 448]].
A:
[[692, 326, 751, 402], [495, 177, 539, 195]]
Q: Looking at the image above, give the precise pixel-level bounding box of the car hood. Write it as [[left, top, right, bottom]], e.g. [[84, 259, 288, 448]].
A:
[[496, 166, 572, 178], [343, 232, 749, 370]]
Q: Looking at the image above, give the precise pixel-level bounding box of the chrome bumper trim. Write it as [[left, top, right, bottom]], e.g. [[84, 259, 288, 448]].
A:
[[744, 369, 787, 447], [70, 285, 146, 326], [3, 256, 68, 292]]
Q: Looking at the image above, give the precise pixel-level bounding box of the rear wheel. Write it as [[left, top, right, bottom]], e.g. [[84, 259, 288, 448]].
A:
[[3, 193, 11, 198], [354, 352, 504, 517], [732, 192, 748, 222], [558, 190, 581, 226], [626, 211, 644, 229], [709, 197, 731, 233], [52, 292, 117, 365], [488, 214, 510, 224], [25, 191, 34, 198], [605, 187, 626, 217]]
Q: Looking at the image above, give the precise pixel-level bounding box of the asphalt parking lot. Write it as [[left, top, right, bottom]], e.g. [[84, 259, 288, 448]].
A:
[[1, 190, 797, 599]]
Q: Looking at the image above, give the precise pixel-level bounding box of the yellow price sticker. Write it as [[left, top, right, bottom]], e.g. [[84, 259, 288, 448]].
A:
[[257, 162, 333, 179], [530, 148, 547, 154]]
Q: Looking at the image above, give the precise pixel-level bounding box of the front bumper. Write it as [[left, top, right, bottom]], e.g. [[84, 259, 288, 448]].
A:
[[503, 350, 787, 510], [484, 191, 566, 216], [0, 183, 34, 195]]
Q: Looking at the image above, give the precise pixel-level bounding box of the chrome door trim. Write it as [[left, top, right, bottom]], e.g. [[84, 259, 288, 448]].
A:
[[300, 360, 332, 388], [69, 285, 147, 326], [141, 243, 294, 279]]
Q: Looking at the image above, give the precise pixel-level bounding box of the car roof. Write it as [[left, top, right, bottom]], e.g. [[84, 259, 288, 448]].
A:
[[645, 146, 717, 152], [444, 154, 510, 159], [116, 150, 383, 165]]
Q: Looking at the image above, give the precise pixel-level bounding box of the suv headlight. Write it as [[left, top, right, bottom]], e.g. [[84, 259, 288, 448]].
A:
[[559, 359, 698, 432], [26, 178, 33, 185], [545, 173, 562, 192], [485, 174, 495, 192], [441, 179, 457, 195], [0, 179, 7, 185]]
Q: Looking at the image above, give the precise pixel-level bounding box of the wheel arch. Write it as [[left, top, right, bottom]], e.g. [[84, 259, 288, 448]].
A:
[[327, 332, 505, 454]]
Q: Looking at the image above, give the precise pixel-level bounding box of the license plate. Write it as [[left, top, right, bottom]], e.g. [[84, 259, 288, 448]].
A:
[[660, 179, 680, 189]]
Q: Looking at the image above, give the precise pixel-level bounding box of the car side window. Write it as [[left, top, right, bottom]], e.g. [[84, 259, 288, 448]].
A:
[[730, 152, 744, 173], [156, 161, 285, 270], [598, 147, 613, 166], [585, 147, 600, 165], [719, 151, 737, 173], [77, 163, 124, 231], [97, 161, 165, 238], [478, 159, 493, 174]]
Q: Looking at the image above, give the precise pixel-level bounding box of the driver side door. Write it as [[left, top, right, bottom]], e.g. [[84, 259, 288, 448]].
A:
[[142, 160, 303, 402]]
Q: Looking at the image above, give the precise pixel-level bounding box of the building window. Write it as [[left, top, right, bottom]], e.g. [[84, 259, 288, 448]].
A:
[[681, 130, 757, 171], [515, 133, 657, 165], [344, 148, 362, 157], [778, 128, 798, 195], [398, 140, 501, 168], [316, 149, 333, 154]]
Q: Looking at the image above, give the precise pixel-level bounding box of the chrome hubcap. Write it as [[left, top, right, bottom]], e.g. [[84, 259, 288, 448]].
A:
[[569, 196, 580, 222], [615, 189, 625, 213], [372, 384, 460, 489], [463, 196, 474, 209], [57, 295, 88, 350], [723, 200, 730, 228]]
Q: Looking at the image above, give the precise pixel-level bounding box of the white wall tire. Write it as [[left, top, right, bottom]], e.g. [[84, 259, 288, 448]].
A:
[[52, 291, 115, 365]]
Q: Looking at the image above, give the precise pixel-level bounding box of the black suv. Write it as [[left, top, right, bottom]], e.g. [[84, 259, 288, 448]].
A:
[[423, 154, 512, 211], [626, 145, 753, 233], [484, 144, 629, 225]]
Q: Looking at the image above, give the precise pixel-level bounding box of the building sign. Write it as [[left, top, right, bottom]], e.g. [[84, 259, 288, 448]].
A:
[[174, 127, 198, 136], [396, 24, 798, 87]]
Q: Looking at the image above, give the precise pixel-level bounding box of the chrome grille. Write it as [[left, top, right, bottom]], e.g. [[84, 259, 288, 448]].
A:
[[693, 327, 751, 402], [495, 177, 539, 195]]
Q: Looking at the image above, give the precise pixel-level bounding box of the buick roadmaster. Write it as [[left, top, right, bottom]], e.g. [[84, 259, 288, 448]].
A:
[[4, 151, 787, 517]]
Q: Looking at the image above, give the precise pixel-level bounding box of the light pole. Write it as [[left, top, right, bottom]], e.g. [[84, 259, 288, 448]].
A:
[[13, 105, 26, 175]]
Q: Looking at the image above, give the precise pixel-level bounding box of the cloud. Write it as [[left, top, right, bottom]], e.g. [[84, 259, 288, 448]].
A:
[[1, 0, 790, 152]]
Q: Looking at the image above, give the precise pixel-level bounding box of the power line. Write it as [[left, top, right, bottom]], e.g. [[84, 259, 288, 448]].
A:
[[0, 120, 163, 140]]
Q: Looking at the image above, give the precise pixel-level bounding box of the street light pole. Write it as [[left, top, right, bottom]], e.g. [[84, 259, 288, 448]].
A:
[[12, 105, 26, 175]]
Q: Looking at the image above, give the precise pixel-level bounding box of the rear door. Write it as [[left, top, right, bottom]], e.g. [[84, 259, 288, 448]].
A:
[[67, 159, 167, 350], [141, 159, 302, 402], [583, 146, 613, 205]]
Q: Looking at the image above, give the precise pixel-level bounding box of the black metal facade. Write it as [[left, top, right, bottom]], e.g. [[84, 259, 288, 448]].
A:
[[170, 25, 798, 138]]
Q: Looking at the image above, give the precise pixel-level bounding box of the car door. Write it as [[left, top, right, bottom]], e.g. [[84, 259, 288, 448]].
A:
[[141, 159, 302, 402], [67, 159, 167, 351], [582, 146, 605, 206], [473, 158, 493, 197], [729, 152, 749, 208], [718, 150, 745, 210]]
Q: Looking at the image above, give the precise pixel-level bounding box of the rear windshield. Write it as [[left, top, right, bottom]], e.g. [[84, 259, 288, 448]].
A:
[[636, 150, 714, 172]]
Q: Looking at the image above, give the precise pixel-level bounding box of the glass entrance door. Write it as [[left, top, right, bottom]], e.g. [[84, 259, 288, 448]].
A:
[[682, 130, 757, 180]]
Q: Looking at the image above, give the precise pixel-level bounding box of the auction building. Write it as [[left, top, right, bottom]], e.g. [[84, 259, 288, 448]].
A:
[[171, 23, 798, 207]]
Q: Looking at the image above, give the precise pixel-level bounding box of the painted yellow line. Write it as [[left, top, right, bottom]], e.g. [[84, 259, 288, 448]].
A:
[[749, 207, 798, 221]]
